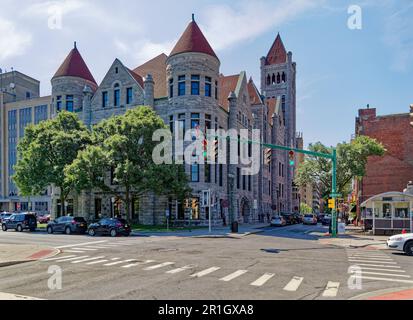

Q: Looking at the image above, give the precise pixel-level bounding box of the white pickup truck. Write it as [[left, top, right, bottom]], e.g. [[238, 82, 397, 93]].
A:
[[387, 233, 413, 256]]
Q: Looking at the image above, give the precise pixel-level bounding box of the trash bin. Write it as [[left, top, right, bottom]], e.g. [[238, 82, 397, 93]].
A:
[[231, 221, 239, 233]]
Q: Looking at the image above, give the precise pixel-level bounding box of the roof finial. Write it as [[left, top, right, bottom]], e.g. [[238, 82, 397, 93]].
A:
[[74, 41, 77, 49], [192, 13, 195, 22]]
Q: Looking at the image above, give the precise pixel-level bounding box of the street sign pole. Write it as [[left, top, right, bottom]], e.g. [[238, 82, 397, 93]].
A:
[[331, 148, 338, 238], [208, 189, 212, 233]]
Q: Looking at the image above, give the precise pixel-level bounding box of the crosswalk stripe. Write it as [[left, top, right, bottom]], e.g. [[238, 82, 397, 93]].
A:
[[190, 267, 221, 278], [104, 259, 137, 266], [71, 248, 98, 251], [358, 276, 413, 284], [348, 259, 397, 264], [219, 270, 248, 282], [56, 240, 107, 249], [348, 256, 393, 261], [55, 256, 89, 262], [122, 260, 156, 268], [322, 281, 340, 297], [83, 246, 112, 249], [42, 255, 77, 261], [166, 265, 195, 274], [144, 262, 175, 271], [358, 267, 406, 273], [64, 250, 86, 253], [360, 271, 411, 278], [250, 273, 275, 287], [71, 256, 105, 264], [86, 260, 108, 265], [283, 277, 304, 292], [353, 263, 401, 268]]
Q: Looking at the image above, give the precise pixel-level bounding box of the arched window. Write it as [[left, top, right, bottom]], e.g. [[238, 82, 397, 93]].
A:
[[267, 75, 271, 85], [277, 73, 281, 84], [272, 74, 276, 85], [282, 72, 286, 83]]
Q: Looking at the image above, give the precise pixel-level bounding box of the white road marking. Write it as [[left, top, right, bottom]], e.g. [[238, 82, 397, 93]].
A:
[[55, 256, 89, 262], [144, 262, 175, 271], [71, 248, 98, 251], [360, 271, 411, 278], [359, 267, 406, 273], [104, 259, 137, 266], [71, 256, 105, 264], [348, 259, 397, 264], [122, 260, 156, 268], [353, 263, 401, 268], [348, 256, 393, 261], [190, 267, 221, 278], [283, 277, 304, 292], [86, 260, 109, 265], [42, 255, 77, 261], [219, 270, 248, 282], [56, 241, 107, 249], [83, 246, 112, 249], [64, 250, 86, 254], [166, 265, 196, 274], [250, 273, 275, 287], [322, 281, 340, 297], [358, 276, 413, 284]]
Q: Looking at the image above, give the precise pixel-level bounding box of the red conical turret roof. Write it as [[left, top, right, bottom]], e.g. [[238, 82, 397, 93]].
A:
[[170, 16, 218, 60], [265, 33, 287, 65], [53, 43, 97, 84]]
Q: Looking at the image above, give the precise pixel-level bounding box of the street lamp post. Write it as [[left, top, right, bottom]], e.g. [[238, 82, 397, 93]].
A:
[[228, 173, 236, 233]]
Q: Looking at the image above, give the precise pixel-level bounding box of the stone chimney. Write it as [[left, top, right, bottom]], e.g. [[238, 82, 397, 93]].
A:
[[144, 74, 154, 108], [404, 181, 413, 195]]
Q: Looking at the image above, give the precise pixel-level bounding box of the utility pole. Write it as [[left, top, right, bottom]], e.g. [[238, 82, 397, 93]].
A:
[[331, 148, 338, 237]]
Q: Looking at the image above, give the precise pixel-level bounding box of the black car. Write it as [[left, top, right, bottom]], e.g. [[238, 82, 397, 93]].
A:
[[1, 213, 37, 232], [322, 215, 332, 226], [47, 216, 88, 235], [88, 218, 131, 237], [0, 213, 12, 224], [281, 213, 295, 225]]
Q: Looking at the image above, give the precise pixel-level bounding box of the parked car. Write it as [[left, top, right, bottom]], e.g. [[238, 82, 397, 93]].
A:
[[38, 214, 51, 224], [47, 216, 88, 235], [1, 213, 37, 232], [0, 212, 12, 224], [387, 233, 413, 256], [322, 214, 332, 226], [88, 218, 131, 237], [303, 214, 318, 225], [281, 213, 295, 225], [292, 213, 303, 224], [316, 213, 325, 223], [271, 216, 287, 227]]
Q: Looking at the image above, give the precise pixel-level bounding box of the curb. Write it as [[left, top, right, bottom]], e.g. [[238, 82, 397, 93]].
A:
[[0, 247, 60, 268], [349, 287, 413, 300]]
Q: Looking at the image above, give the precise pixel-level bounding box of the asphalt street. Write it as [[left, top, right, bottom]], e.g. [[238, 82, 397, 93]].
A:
[[0, 224, 412, 300]]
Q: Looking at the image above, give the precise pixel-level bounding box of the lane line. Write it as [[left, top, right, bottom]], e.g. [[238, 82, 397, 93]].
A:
[[104, 259, 137, 266], [348, 259, 397, 265], [219, 270, 248, 282], [42, 255, 77, 261], [122, 260, 156, 268], [56, 241, 107, 249], [322, 281, 340, 297], [166, 265, 196, 274], [86, 260, 109, 265], [143, 262, 175, 271], [190, 267, 221, 278], [250, 273, 275, 287], [360, 271, 411, 278], [358, 276, 413, 284], [55, 256, 89, 262], [283, 277, 304, 292], [71, 256, 105, 264]]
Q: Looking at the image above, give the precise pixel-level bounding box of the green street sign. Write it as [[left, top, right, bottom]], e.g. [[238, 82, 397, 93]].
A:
[[330, 193, 342, 198]]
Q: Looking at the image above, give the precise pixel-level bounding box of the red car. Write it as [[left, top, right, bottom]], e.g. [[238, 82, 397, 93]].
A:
[[38, 214, 51, 224]]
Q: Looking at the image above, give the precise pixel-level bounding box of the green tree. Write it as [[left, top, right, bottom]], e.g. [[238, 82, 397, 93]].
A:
[[65, 106, 191, 220], [13, 111, 92, 216], [295, 136, 386, 200], [300, 203, 313, 214]]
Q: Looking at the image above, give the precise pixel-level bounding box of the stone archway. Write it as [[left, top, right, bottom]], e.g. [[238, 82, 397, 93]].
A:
[[240, 197, 251, 223]]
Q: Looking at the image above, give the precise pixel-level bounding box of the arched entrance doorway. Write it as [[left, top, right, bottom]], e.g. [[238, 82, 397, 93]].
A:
[[240, 198, 251, 223]]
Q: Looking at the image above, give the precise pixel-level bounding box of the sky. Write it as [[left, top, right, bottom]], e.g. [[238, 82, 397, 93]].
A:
[[0, 0, 412, 147]]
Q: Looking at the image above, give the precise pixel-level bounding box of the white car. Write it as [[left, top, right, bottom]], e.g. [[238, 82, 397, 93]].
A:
[[387, 233, 413, 256], [271, 216, 286, 227], [302, 214, 317, 225]]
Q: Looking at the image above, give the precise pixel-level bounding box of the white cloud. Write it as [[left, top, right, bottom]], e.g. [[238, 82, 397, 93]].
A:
[[0, 18, 32, 61], [201, 0, 325, 51], [22, 0, 86, 17]]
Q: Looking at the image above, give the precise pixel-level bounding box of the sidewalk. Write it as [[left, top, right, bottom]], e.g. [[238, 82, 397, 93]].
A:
[[318, 232, 388, 249], [0, 244, 60, 267], [131, 223, 269, 238]]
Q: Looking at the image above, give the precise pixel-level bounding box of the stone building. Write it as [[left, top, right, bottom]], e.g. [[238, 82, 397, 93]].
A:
[[0, 17, 299, 225]]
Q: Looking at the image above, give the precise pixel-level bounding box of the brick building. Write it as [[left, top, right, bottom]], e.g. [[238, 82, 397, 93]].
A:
[[355, 106, 413, 217], [0, 16, 300, 225]]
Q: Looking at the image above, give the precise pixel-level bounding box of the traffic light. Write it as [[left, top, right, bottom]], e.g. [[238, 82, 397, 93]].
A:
[[288, 150, 295, 166], [328, 198, 336, 209], [202, 139, 208, 159]]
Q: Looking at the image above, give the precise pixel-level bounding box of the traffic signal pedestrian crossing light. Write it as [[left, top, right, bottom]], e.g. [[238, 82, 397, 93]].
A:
[[288, 150, 295, 166], [328, 199, 336, 209]]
